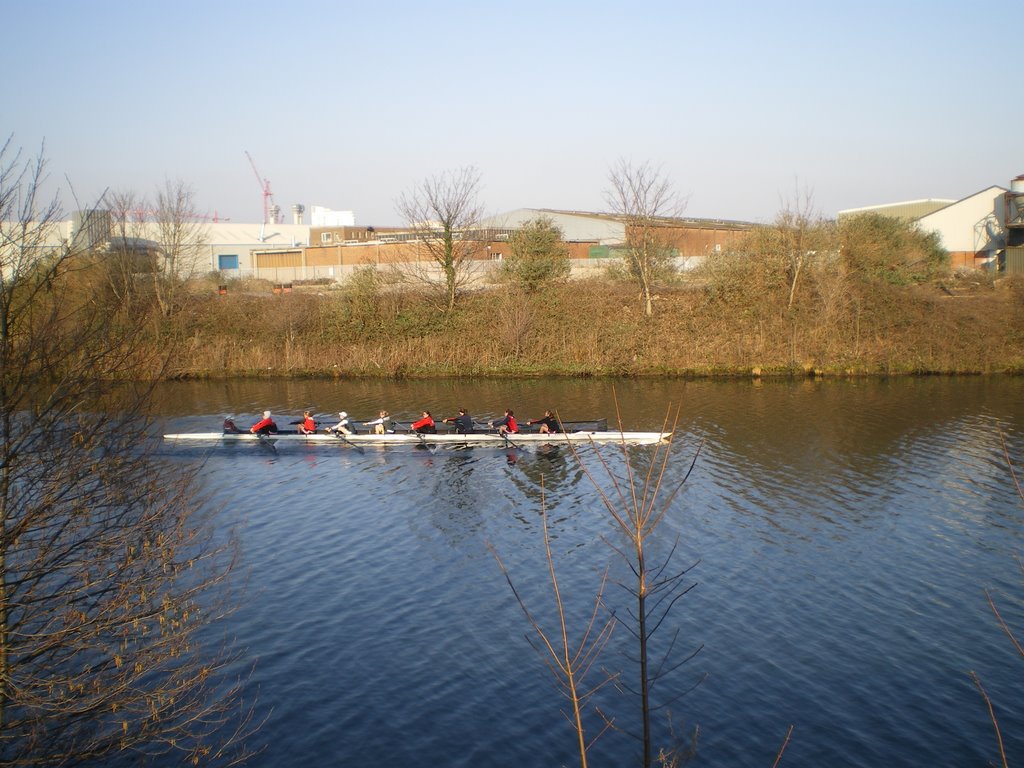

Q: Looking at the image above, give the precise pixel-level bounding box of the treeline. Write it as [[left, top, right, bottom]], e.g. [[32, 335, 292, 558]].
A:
[[22, 163, 1020, 381], [21, 156, 1020, 381], [147, 213, 1023, 379]]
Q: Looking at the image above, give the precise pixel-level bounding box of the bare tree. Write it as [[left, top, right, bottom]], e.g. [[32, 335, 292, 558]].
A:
[[571, 408, 704, 768], [773, 183, 831, 311], [0, 139, 253, 765], [495, 400, 706, 767], [103, 189, 151, 311], [105, 180, 208, 317], [151, 178, 209, 316], [490, 488, 617, 768], [605, 160, 685, 317], [395, 166, 485, 312]]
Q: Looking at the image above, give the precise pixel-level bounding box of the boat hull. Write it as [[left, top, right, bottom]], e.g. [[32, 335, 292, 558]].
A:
[[162, 431, 671, 446]]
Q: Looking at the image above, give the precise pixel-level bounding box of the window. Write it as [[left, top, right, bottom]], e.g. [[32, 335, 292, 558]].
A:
[[321, 232, 332, 244], [218, 254, 239, 270]]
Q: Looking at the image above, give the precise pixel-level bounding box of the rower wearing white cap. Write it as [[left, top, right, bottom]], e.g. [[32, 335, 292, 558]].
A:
[[250, 410, 278, 435], [327, 411, 354, 435]]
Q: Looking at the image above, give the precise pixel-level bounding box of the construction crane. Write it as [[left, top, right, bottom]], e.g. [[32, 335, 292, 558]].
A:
[[245, 150, 277, 225]]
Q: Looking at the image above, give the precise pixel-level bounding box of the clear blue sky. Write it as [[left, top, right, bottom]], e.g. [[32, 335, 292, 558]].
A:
[[4, 0, 1017, 226]]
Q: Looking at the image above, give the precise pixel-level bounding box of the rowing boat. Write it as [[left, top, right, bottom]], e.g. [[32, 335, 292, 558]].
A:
[[162, 429, 671, 446]]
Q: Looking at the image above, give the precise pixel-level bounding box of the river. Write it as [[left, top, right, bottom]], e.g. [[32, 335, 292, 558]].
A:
[[155, 376, 1024, 767]]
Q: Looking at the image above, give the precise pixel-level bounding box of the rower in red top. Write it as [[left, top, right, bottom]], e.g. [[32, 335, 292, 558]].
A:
[[297, 410, 316, 435], [410, 411, 436, 434], [490, 409, 518, 435], [250, 410, 278, 435]]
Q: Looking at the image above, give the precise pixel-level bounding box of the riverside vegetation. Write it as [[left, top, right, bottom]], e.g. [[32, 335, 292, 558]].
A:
[[143, 214, 1023, 380], [1, 140, 255, 764]]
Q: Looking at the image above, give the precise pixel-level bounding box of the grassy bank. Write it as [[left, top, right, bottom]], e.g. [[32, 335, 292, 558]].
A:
[[158, 269, 1024, 379]]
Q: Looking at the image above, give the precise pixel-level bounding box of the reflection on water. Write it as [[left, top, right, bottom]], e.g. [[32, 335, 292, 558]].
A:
[[158, 377, 1024, 767]]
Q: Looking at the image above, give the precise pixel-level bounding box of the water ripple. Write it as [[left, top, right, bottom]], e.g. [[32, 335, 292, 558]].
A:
[[158, 378, 1024, 767]]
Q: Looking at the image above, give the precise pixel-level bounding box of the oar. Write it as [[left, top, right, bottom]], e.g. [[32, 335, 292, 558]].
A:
[[499, 429, 524, 451], [411, 430, 438, 451], [331, 430, 364, 454]]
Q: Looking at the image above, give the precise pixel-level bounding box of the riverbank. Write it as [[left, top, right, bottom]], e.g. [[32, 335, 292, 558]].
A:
[[160, 270, 1024, 379]]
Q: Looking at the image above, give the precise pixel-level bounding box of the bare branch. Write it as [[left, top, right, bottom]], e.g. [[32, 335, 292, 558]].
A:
[[0, 140, 254, 764], [970, 672, 1009, 768], [771, 725, 795, 768]]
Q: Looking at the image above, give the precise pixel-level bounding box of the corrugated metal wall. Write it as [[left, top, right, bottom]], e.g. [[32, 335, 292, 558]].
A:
[[1005, 246, 1024, 275], [255, 250, 303, 268]]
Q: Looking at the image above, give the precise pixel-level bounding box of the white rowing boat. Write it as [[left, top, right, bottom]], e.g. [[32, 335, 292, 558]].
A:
[[162, 430, 671, 446]]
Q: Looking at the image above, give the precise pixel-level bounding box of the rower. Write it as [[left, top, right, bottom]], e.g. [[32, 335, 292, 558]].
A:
[[250, 410, 278, 435], [527, 410, 561, 434], [297, 410, 317, 435], [411, 411, 436, 434], [443, 408, 474, 434], [364, 410, 391, 435], [490, 409, 518, 436], [327, 411, 354, 435]]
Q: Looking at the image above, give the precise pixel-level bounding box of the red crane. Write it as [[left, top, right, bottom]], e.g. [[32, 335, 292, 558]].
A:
[[245, 150, 277, 225]]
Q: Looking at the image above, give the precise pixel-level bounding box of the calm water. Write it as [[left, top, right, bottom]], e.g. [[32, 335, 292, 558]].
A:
[[155, 377, 1024, 767]]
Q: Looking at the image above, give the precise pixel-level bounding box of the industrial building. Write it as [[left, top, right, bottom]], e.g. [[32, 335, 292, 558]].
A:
[[48, 173, 1024, 285], [479, 209, 755, 260], [838, 177, 1024, 271], [246, 209, 757, 285]]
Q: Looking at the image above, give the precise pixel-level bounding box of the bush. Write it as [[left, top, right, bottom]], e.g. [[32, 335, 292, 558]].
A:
[[840, 213, 948, 285], [498, 216, 571, 293]]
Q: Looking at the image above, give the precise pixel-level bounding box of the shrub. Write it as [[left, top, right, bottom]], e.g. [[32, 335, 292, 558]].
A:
[[498, 216, 571, 293], [840, 213, 949, 285]]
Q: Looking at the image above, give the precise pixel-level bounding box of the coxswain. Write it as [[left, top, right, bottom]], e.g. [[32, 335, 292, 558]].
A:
[[298, 410, 317, 435], [490, 409, 518, 435], [250, 410, 278, 435], [443, 408, 475, 434], [527, 410, 561, 434], [411, 411, 436, 434], [223, 416, 242, 434]]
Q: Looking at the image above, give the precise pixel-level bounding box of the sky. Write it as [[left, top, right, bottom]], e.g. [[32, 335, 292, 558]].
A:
[[4, 0, 1019, 227]]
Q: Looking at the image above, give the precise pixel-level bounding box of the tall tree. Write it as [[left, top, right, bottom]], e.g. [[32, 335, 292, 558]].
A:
[[0, 139, 252, 765], [395, 166, 485, 312], [604, 160, 684, 317]]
